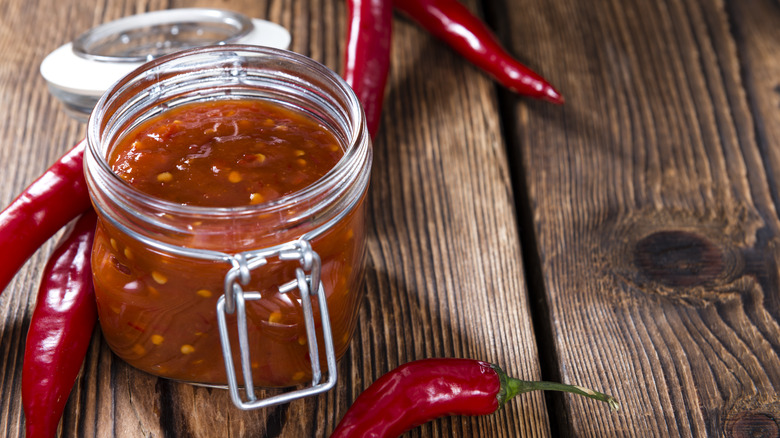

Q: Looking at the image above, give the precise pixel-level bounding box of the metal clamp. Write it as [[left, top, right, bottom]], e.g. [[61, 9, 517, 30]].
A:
[[216, 240, 337, 410]]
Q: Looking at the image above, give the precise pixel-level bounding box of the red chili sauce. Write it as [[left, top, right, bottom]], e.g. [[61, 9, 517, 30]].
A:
[[91, 99, 366, 386]]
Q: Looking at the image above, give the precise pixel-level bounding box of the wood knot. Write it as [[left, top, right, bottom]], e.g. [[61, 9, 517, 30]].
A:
[[634, 230, 725, 287], [728, 412, 779, 438]]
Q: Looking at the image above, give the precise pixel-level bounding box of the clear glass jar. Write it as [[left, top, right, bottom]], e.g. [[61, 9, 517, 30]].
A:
[[84, 45, 372, 408]]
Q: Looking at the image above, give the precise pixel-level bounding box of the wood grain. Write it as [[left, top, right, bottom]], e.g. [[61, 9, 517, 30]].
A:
[[499, 0, 780, 435], [0, 0, 547, 436]]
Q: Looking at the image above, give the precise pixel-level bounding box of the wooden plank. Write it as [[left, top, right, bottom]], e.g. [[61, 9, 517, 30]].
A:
[[498, 0, 780, 435], [0, 0, 548, 436]]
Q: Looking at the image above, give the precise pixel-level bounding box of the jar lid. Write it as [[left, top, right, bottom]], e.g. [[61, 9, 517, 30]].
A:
[[40, 8, 291, 121]]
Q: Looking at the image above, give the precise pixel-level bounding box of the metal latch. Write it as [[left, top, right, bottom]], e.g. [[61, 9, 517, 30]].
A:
[[216, 239, 337, 410]]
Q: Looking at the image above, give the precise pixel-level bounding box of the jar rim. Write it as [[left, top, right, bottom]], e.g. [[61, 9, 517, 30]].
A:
[[86, 44, 370, 221]]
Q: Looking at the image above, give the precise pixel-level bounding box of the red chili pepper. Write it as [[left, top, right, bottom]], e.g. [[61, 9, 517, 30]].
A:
[[0, 140, 91, 293], [394, 0, 564, 104], [22, 210, 97, 438], [331, 358, 618, 437], [344, 0, 393, 138]]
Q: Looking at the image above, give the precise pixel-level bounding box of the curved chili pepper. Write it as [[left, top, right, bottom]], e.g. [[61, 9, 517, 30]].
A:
[[331, 358, 618, 437], [344, 0, 393, 138], [0, 140, 91, 293], [394, 0, 564, 104], [22, 210, 97, 438]]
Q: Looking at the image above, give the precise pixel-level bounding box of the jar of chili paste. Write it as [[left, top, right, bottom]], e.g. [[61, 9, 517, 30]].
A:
[[83, 45, 372, 409]]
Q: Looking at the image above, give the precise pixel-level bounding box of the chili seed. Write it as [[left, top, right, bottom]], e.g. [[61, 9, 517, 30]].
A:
[[180, 344, 195, 354], [157, 172, 173, 182], [196, 289, 212, 298], [298, 335, 307, 346], [292, 371, 305, 381], [268, 311, 282, 324], [228, 171, 242, 183], [110, 238, 119, 251], [186, 221, 203, 232], [250, 193, 264, 204], [294, 149, 306, 157], [151, 334, 164, 345], [296, 158, 307, 167], [345, 229, 354, 240], [132, 344, 146, 355], [329, 144, 340, 152], [151, 271, 168, 284], [124, 247, 134, 260], [255, 153, 266, 163]]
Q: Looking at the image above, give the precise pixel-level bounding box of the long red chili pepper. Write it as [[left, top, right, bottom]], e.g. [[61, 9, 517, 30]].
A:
[[0, 140, 91, 293], [394, 0, 564, 104], [22, 210, 97, 438], [331, 358, 618, 437], [344, 0, 393, 138]]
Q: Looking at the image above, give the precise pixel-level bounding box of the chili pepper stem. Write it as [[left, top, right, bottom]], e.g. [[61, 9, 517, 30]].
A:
[[493, 364, 620, 411]]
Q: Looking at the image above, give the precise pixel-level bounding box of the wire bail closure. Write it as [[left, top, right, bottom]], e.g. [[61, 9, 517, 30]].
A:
[[216, 239, 337, 410]]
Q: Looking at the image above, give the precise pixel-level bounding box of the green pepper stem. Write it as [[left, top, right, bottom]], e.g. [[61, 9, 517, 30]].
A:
[[493, 365, 620, 412]]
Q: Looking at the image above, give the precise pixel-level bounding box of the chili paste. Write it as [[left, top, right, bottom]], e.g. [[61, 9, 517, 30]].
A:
[[91, 99, 366, 386]]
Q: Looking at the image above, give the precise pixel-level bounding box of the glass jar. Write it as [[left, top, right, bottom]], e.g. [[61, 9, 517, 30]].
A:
[[84, 45, 372, 409]]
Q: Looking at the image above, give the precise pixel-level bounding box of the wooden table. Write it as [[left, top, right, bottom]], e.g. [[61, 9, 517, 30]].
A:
[[1, 0, 779, 436]]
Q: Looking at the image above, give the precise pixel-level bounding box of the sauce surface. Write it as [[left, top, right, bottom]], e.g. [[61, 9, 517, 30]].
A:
[[110, 99, 343, 207]]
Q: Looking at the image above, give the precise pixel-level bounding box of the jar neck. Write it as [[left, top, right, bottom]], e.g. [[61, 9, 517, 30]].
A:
[[84, 45, 371, 253]]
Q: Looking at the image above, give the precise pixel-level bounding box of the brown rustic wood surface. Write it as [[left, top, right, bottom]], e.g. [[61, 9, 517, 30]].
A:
[[1, 0, 779, 437], [497, 0, 780, 436]]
